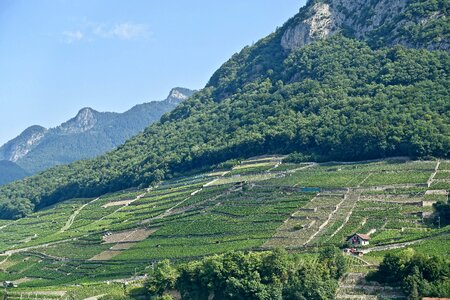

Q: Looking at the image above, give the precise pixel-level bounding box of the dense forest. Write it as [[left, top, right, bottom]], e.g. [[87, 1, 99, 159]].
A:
[[146, 248, 346, 300], [0, 34, 448, 219]]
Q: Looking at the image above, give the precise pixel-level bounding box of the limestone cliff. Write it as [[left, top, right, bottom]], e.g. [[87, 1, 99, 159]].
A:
[[281, 0, 449, 51]]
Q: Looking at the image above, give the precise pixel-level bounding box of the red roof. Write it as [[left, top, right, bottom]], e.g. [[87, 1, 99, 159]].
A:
[[348, 233, 371, 241], [423, 298, 450, 300]]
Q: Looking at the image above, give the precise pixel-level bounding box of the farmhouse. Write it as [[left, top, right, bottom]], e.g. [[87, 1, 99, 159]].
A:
[[347, 233, 370, 247]]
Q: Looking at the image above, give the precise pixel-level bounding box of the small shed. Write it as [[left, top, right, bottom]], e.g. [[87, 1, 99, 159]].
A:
[[343, 248, 364, 257], [347, 233, 370, 247]]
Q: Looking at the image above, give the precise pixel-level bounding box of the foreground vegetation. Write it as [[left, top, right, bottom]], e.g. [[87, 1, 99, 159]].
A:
[[146, 248, 346, 300], [370, 248, 450, 299]]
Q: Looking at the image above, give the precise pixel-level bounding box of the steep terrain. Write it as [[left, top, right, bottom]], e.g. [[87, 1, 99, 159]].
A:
[[0, 126, 47, 162], [281, 0, 449, 51], [0, 157, 447, 298], [0, 87, 194, 176], [0, 0, 448, 219]]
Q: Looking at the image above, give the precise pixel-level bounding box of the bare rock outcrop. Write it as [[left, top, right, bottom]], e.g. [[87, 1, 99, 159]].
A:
[[281, 0, 448, 51]]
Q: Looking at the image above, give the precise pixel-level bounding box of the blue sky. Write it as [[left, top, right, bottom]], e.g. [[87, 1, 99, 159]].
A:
[[0, 0, 306, 145]]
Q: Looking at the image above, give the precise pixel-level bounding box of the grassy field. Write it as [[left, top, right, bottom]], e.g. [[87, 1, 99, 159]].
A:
[[0, 157, 448, 298]]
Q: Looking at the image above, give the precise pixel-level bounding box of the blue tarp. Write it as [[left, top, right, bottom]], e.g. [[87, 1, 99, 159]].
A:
[[299, 187, 321, 193]]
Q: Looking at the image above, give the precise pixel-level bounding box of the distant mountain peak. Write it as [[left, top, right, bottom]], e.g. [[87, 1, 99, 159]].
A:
[[0, 87, 194, 175], [77, 107, 96, 115], [25, 125, 47, 132], [60, 107, 99, 134], [166, 87, 195, 104], [0, 125, 47, 162]]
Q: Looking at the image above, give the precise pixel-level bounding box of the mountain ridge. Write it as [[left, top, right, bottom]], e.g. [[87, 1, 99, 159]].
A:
[[0, 87, 195, 176], [0, 125, 47, 162]]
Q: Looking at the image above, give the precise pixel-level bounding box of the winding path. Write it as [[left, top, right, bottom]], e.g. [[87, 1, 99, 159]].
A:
[[60, 198, 100, 232]]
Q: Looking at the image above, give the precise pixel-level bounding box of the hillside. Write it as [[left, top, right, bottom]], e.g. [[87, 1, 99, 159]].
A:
[[0, 87, 195, 175], [0, 0, 449, 220], [0, 161, 29, 186], [0, 157, 448, 298]]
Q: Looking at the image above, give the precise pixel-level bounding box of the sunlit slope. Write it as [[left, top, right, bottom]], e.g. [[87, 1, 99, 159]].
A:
[[0, 157, 448, 287]]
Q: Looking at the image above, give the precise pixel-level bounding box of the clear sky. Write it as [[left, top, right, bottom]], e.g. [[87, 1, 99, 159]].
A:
[[0, 0, 306, 145]]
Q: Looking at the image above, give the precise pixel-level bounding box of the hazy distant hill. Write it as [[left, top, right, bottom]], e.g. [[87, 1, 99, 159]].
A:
[[0, 160, 29, 186], [0, 87, 195, 176]]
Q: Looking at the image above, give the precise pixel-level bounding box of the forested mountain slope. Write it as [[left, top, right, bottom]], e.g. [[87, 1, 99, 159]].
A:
[[0, 0, 448, 219], [0, 88, 194, 176]]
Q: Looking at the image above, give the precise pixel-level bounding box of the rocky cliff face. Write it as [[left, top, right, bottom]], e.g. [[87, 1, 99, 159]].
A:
[[0, 125, 47, 162], [281, 0, 449, 51], [59, 107, 100, 134], [166, 87, 195, 105]]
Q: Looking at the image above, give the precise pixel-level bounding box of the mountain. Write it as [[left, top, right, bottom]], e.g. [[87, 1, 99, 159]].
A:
[[0, 160, 29, 186], [0, 125, 47, 162], [280, 0, 449, 51], [0, 0, 448, 219], [0, 87, 195, 175]]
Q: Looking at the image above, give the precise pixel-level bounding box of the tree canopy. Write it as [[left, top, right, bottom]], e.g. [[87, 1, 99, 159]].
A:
[[146, 248, 346, 300], [370, 248, 450, 299]]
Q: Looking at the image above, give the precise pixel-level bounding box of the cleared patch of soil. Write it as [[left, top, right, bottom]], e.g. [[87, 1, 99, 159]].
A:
[[425, 189, 448, 195], [103, 228, 157, 244], [110, 243, 135, 250], [102, 199, 135, 208], [89, 250, 121, 261]]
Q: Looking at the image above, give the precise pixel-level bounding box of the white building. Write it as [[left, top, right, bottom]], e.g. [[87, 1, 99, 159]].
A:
[[347, 233, 370, 247]]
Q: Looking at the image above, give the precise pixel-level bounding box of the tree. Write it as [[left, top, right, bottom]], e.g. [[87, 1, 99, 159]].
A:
[[148, 250, 344, 300], [319, 246, 347, 280], [146, 260, 179, 297], [433, 201, 450, 226], [371, 249, 450, 298]]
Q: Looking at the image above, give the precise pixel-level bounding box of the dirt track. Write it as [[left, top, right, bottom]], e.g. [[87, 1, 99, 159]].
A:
[[60, 198, 100, 232]]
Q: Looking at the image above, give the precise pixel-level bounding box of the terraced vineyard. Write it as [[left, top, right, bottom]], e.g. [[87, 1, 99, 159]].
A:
[[0, 156, 448, 298]]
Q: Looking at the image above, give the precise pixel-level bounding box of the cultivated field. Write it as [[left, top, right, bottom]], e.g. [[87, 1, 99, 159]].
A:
[[0, 156, 448, 298]]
